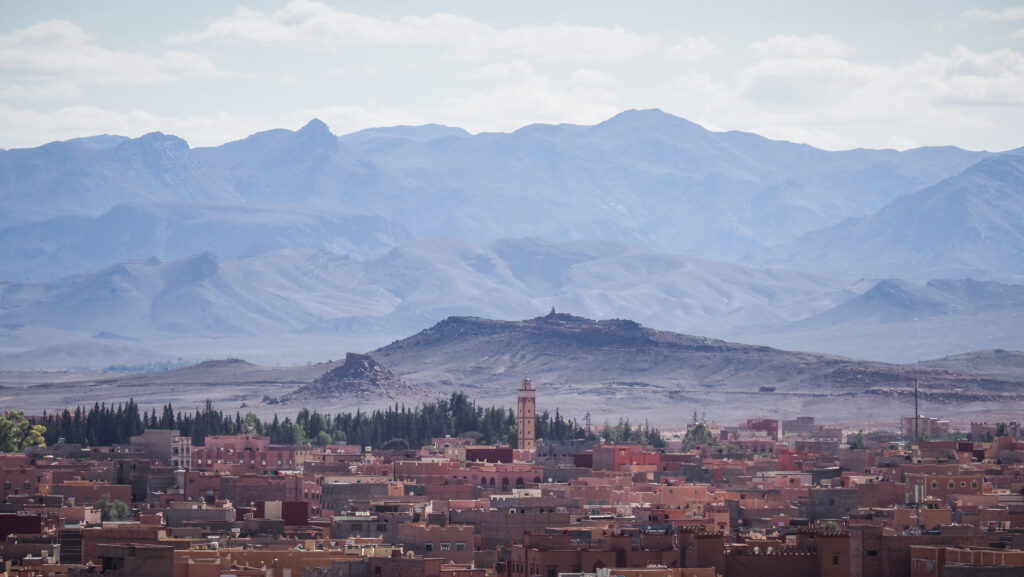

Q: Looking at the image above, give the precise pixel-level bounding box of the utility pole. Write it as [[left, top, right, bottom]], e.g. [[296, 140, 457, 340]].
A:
[[914, 378, 919, 442]]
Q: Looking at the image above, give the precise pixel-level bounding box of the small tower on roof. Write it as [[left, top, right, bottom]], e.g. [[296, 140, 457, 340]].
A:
[[517, 377, 536, 452]]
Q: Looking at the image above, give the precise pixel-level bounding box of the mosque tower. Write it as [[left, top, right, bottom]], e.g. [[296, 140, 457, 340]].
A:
[[517, 377, 536, 451]]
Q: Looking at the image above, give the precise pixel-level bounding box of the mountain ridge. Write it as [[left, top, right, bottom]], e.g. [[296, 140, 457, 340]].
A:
[[4, 313, 1022, 423], [749, 154, 1024, 280], [1, 109, 996, 260]]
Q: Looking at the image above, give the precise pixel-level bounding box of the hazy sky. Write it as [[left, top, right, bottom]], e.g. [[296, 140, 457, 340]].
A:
[[2, 1, 1023, 151]]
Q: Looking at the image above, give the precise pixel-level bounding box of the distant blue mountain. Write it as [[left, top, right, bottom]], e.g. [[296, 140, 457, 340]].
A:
[[63, 134, 131, 150], [0, 203, 411, 280], [0, 132, 237, 226], [0, 238, 847, 340], [2, 111, 1022, 367], [338, 124, 470, 145], [0, 109, 993, 266], [750, 154, 1024, 280]]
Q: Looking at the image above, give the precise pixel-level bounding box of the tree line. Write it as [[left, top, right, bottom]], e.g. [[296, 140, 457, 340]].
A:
[[34, 392, 662, 450]]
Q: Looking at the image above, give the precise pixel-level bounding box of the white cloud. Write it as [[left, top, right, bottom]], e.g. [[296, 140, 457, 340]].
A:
[[436, 70, 621, 133], [0, 80, 81, 101], [925, 47, 1024, 106], [569, 68, 616, 85], [477, 61, 535, 80], [0, 105, 247, 149], [0, 103, 422, 149], [666, 37, 719, 60], [740, 54, 879, 109], [743, 35, 1024, 117], [0, 20, 219, 90], [961, 6, 1024, 21], [884, 135, 920, 150], [751, 33, 854, 59], [174, 0, 658, 61], [962, 6, 1024, 38], [663, 36, 1024, 150], [0, 64, 623, 148]]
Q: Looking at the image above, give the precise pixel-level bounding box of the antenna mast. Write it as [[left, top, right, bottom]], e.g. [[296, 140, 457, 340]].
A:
[[914, 378, 919, 442]]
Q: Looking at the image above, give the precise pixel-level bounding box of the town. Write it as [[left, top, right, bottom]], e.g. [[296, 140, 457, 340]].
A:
[[0, 378, 1022, 577]]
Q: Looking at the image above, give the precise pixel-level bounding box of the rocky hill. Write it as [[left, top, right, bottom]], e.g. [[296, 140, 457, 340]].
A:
[[280, 352, 425, 403], [916, 349, 1024, 381], [3, 313, 1022, 424], [371, 313, 1024, 423]]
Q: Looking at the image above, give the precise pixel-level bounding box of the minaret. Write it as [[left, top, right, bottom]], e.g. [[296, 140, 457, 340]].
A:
[[517, 377, 536, 451]]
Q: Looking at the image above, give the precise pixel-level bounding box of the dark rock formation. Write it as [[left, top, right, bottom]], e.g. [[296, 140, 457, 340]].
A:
[[284, 352, 425, 401]]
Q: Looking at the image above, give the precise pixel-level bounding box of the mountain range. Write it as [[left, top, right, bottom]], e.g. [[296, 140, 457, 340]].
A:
[[0, 109, 999, 269], [751, 154, 1024, 281], [1, 109, 1022, 369], [4, 313, 1021, 425]]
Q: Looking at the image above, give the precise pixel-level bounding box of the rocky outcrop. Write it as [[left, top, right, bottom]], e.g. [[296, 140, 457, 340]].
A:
[[283, 352, 425, 402]]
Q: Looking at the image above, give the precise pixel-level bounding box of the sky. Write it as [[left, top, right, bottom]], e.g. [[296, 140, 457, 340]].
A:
[[1, 0, 1023, 151]]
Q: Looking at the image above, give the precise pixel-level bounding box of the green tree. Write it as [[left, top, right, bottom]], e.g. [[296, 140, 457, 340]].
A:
[[242, 412, 264, 435], [96, 494, 131, 522], [849, 430, 867, 449], [0, 411, 46, 452], [681, 423, 716, 450], [382, 438, 410, 450], [315, 431, 332, 447]]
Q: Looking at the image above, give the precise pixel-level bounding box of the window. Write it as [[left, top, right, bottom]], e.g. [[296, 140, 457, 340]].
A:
[[23, 482, 30, 490], [455, 542, 466, 551], [971, 481, 978, 489], [425, 543, 433, 552], [931, 481, 938, 489], [833, 554, 839, 566], [440, 542, 451, 551], [948, 481, 954, 489]]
